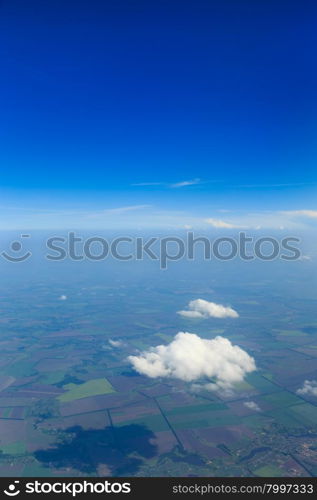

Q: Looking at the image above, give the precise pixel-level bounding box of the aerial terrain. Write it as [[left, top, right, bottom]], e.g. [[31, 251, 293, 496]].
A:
[[0, 246, 316, 477]]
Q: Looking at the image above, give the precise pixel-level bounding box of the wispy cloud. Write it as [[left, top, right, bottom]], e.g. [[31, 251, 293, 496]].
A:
[[233, 182, 311, 189], [299, 255, 312, 261], [86, 205, 152, 218], [105, 205, 151, 215], [280, 210, 317, 219], [170, 178, 202, 188], [2, 200, 317, 231], [131, 182, 164, 186], [132, 179, 203, 188], [205, 218, 246, 229], [203, 209, 317, 230]]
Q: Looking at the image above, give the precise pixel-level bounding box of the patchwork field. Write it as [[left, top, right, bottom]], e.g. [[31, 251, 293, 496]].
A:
[[0, 261, 316, 477]]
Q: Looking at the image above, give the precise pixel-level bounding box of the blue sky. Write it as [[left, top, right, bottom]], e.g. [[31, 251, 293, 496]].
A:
[[0, 0, 316, 229]]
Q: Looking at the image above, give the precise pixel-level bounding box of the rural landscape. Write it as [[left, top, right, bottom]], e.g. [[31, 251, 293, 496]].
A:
[[0, 252, 316, 477]]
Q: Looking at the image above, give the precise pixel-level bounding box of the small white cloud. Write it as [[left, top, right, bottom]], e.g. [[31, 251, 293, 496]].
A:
[[109, 339, 123, 348], [205, 218, 245, 229], [177, 299, 239, 319], [128, 332, 256, 391], [171, 178, 201, 188], [296, 380, 317, 397], [59, 295, 67, 301], [244, 401, 261, 411]]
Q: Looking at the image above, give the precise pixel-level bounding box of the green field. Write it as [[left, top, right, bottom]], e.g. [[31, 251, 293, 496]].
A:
[[247, 373, 280, 392], [115, 414, 170, 433], [4, 359, 36, 378], [0, 441, 26, 455], [265, 409, 302, 428], [288, 403, 317, 427], [58, 378, 115, 403], [169, 411, 240, 429], [254, 465, 283, 477], [39, 370, 66, 385], [165, 402, 227, 416], [261, 391, 303, 409]]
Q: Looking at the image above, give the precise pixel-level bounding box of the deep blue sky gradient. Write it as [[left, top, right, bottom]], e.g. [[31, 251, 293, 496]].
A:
[[0, 0, 316, 227]]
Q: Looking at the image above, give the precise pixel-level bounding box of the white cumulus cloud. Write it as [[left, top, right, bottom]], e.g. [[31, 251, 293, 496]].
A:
[[177, 299, 239, 319], [296, 380, 317, 397], [128, 332, 256, 391]]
